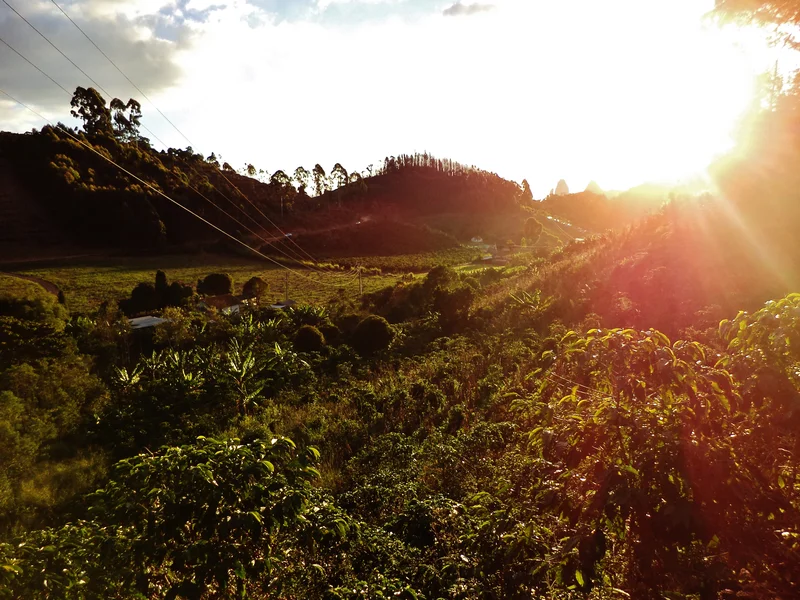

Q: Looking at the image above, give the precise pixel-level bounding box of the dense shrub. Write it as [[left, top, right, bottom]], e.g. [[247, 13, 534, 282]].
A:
[[433, 284, 475, 329], [351, 315, 395, 356], [119, 282, 159, 315], [197, 273, 233, 296], [119, 272, 194, 316], [422, 265, 458, 293], [294, 324, 326, 353], [242, 276, 268, 299], [165, 281, 194, 307]]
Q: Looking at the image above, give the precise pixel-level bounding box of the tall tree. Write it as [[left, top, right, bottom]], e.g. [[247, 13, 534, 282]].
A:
[[70, 86, 112, 137], [270, 170, 291, 188], [110, 98, 142, 142], [331, 163, 349, 190], [555, 179, 570, 196], [109, 98, 142, 142], [271, 170, 293, 217], [521, 179, 533, 202], [312, 164, 328, 197], [293, 166, 310, 193]]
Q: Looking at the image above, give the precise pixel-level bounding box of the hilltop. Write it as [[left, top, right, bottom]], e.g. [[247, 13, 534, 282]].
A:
[[0, 124, 575, 263]]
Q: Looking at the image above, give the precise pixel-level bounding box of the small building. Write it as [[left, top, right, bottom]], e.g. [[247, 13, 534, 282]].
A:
[[128, 315, 168, 330], [270, 299, 297, 310], [470, 236, 484, 244], [196, 294, 254, 315]]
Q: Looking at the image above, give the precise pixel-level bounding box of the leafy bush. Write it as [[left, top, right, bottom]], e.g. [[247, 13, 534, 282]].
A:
[[351, 315, 395, 356], [242, 276, 268, 299], [197, 272, 233, 296], [118, 272, 193, 316], [294, 324, 326, 353], [119, 282, 158, 315], [0, 279, 67, 330], [433, 284, 475, 330]]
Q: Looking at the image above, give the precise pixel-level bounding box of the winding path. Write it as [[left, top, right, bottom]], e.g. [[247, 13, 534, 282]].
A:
[[1, 271, 60, 297]]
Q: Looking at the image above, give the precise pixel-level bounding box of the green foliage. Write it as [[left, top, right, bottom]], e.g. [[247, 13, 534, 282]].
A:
[[91, 436, 319, 598], [70, 87, 113, 138], [0, 276, 67, 330], [351, 315, 395, 356], [197, 272, 234, 296], [294, 324, 326, 353], [242, 275, 269, 299], [119, 271, 194, 316], [432, 284, 475, 330]]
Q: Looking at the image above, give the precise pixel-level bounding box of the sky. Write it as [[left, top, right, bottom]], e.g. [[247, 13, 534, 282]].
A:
[[0, 0, 780, 196]]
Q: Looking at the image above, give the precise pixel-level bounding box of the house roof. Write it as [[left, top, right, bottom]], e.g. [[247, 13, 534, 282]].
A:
[[129, 316, 168, 329], [270, 299, 297, 310], [198, 294, 240, 310]]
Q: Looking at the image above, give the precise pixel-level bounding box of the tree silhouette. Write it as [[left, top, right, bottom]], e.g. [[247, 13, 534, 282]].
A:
[[270, 170, 291, 188], [293, 166, 310, 193], [524, 217, 544, 243], [312, 164, 328, 197], [331, 163, 349, 190], [70, 87, 112, 137], [555, 179, 570, 196], [521, 179, 533, 202], [109, 98, 142, 142]]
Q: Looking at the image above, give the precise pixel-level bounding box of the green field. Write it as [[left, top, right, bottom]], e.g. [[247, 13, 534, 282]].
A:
[[9, 254, 404, 314], [326, 247, 477, 272], [0, 274, 49, 300]]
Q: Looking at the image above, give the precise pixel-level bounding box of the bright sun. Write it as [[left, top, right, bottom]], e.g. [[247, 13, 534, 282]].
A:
[[450, 0, 773, 195]]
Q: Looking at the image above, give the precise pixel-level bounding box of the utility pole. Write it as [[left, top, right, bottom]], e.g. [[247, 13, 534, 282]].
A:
[[284, 271, 289, 303], [358, 267, 363, 297]]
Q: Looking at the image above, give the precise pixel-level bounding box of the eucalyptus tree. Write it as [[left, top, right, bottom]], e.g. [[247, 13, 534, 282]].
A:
[[70, 86, 113, 137]]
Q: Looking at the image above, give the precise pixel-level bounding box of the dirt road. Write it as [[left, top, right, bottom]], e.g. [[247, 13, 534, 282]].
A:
[[1, 271, 60, 296]]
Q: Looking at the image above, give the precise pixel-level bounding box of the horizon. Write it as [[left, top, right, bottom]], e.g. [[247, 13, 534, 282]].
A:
[[0, 0, 783, 196]]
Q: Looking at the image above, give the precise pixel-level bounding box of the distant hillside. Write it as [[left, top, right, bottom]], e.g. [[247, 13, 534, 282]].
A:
[[0, 128, 290, 258], [539, 182, 709, 231], [482, 196, 800, 339], [0, 129, 534, 259]]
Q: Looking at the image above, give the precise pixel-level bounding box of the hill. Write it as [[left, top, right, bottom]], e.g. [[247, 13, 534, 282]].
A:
[[538, 181, 710, 231], [0, 123, 548, 261]]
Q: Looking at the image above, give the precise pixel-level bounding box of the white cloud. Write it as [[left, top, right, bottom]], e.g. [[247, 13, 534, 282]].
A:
[[0, 0, 778, 196]]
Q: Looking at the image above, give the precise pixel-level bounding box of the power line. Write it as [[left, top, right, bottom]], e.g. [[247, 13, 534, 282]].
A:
[[2, 0, 113, 100], [6, 1, 318, 268], [48, 0, 322, 265], [0, 34, 70, 95], [215, 171, 322, 264], [47, 0, 192, 148], [0, 26, 326, 276], [0, 32, 170, 149], [6, 2, 332, 275], [182, 164, 337, 270], [185, 174, 325, 268], [0, 87, 354, 290]]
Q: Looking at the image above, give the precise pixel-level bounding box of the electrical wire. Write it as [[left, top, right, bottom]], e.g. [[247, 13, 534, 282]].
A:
[[4, 4, 323, 270], [0, 34, 70, 95], [0, 87, 356, 290], [49, 0, 323, 266], [0, 31, 170, 149], [2, 0, 113, 100], [2, 13, 368, 286], [47, 0, 192, 148]]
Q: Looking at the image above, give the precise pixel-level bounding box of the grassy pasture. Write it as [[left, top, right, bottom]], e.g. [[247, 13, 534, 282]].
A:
[[10, 254, 403, 314], [0, 274, 50, 301], [327, 247, 477, 273]]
